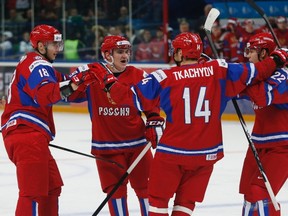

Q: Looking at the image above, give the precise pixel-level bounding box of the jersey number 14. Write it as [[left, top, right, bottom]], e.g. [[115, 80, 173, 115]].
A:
[[183, 87, 211, 124]]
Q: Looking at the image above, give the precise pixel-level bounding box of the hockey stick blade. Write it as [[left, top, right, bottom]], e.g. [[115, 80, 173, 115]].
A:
[[245, 0, 281, 48], [203, 8, 220, 58], [204, 8, 220, 32]]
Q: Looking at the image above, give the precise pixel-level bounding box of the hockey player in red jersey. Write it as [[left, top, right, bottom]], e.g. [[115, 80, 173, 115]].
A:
[[85, 32, 287, 215], [0, 25, 91, 216], [70, 35, 163, 216], [239, 32, 288, 216]]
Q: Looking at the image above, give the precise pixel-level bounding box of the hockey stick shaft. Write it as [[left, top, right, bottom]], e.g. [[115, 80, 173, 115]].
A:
[[204, 8, 279, 211], [92, 142, 152, 216], [49, 143, 124, 169], [232, 101, 279, 210], [245, 0, 281, 48]]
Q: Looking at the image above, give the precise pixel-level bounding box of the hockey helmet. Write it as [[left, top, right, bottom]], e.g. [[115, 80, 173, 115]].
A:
[[171, 32, 203, 59], [245, 32, 276, 56], [101, 35, 131, 57], [30, 25, 63, 51]]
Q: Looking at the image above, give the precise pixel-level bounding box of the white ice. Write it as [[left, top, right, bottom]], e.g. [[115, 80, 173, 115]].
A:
[[0, 112, 287, 216]]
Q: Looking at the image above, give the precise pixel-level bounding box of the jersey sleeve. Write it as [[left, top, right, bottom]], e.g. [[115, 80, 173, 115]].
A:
[[23, 61, 63, 106], [110, 70, 164, 112], [224, 57, 277, 97], [243, 67, 288, 106]]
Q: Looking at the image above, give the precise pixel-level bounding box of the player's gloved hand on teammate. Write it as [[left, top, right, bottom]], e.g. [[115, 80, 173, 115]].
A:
[[87, 63, 118, 92], [145, 114, 165, 149], [270, 48, 288, 68], [69, 64, 98, 89]]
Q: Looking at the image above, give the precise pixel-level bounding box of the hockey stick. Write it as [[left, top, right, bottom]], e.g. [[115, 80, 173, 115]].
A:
[[49, 143, 124, 169], [92, 142, 152, 216], [244, 0, 282, 210], [204, 8, 280, 211], [245, 0, 281, 48]]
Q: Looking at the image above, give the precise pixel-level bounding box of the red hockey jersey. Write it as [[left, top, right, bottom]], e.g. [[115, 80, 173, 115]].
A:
[[110, 57, 277, 166], [242, 68, 288, 148], [1, 52, 84, 141], [86, 64, 159, 155]]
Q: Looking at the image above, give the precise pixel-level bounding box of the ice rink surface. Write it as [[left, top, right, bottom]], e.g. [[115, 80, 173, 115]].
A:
[[1, 112, 287, 216]]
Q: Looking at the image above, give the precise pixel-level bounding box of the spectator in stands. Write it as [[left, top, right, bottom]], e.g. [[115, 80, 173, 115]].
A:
[[118, 6, 129, 25], [195, 3, 213, 40], [18, 30, 33, 56], [83, 25, 107, 61], [5, 8, 27, 39], [21, 9, 34, 33], [125, 26, 141, 46], [178, 18, 191, 33], [257, 16, 277, 33], [82, 8, 96, 29], [6, 0, 30, 15], [38, 0, 62, 19], [150, 27, 165, 62], [222, 18, 240, 62], [124, 26, 141, 61], [107, 25, 124, 36], [6, 8, 26, 22], [38, 8, 59, 25], [274, 16, 288, 48], [66, 8, 85, 37], [237, 19, 257, 62], [0, 31, 14, 58], [64, 31, 86, 61], [135, 29, 153, 62]]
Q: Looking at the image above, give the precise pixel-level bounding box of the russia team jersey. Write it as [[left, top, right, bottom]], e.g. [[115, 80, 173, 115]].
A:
[[110, 57, 277, 166], [1, 52, 84, 141], [87, 65, 158, 155], [243, 70, 288, 149]]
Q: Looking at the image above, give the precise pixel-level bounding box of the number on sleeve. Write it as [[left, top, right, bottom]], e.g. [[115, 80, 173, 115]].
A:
[[38, 68, 50, 77]]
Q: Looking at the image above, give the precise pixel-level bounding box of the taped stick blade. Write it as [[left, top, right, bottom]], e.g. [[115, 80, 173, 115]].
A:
[[204, 8, 220, 32]]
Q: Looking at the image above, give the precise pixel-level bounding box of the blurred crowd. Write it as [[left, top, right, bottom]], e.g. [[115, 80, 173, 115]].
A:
[[1, 0, 288, 63], [202, 16, 288, 63]]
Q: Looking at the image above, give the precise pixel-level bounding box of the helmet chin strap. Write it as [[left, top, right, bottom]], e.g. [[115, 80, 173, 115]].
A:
[[105, 55, 125, 73]]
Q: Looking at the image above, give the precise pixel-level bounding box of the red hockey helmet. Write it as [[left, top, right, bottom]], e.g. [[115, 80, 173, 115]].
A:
[[245, 32, 276, 55], [101, 35, 131, 55], [30, 25, 63, 50], [171, 32, 203, 59]]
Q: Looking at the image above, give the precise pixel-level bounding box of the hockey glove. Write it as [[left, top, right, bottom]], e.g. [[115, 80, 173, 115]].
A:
[[69, 64, 98, 88], [59, 80, 74, 99], [87, 63, 118, 92], [270, 49, 288, 68], [145, 115, 165, 149]]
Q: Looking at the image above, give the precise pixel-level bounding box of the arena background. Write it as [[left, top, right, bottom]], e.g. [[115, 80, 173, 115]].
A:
[[2, 0, 287, 121]]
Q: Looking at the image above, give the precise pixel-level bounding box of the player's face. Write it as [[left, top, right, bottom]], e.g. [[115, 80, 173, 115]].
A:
[[245, 48, 259, 63], [46, 41, 63, 61], [112, 48, 131, 71]]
